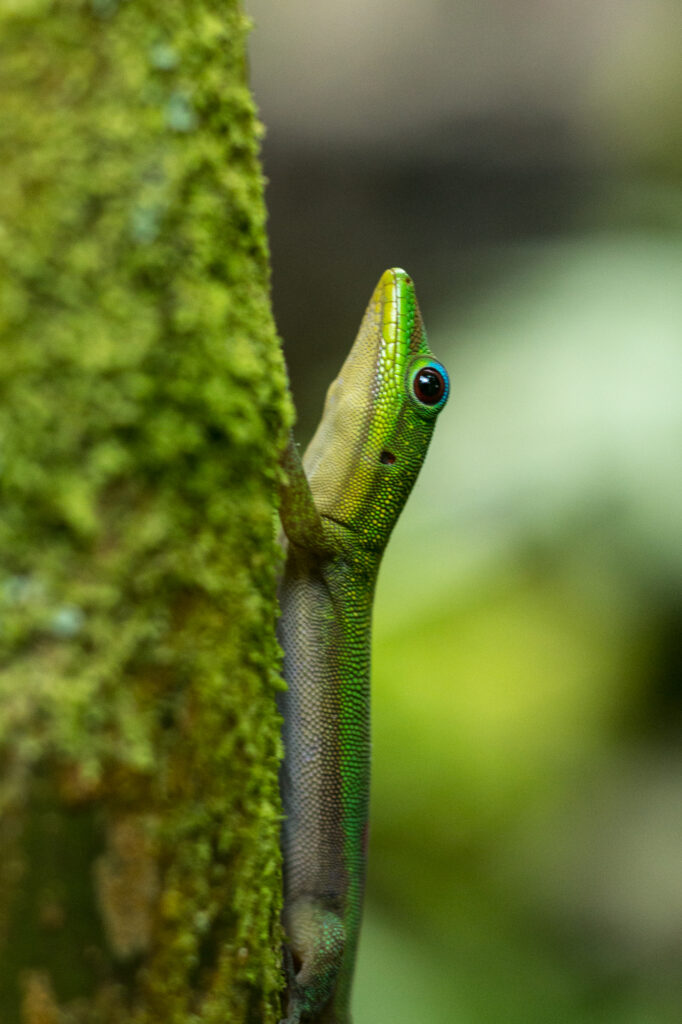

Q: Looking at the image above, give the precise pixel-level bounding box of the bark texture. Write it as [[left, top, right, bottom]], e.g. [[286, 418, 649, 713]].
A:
[[0, 2, 289, 1021]]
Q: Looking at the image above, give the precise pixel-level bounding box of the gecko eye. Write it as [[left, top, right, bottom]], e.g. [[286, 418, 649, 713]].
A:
[[413, 367, 446, 405], [408, 357, 450, 415]]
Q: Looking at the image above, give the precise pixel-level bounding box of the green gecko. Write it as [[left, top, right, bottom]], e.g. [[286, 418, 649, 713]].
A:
[[277, 268, 449, 1023]]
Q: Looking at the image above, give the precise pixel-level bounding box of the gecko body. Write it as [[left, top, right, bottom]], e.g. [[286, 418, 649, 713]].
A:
[[278, 269, 449, 1023]]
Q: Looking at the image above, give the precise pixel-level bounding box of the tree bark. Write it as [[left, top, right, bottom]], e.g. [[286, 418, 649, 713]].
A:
[[0, 2, 289, 1022]]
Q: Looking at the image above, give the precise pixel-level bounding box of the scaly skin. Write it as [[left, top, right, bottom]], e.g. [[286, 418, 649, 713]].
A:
[[278, 269, 449, 1023]]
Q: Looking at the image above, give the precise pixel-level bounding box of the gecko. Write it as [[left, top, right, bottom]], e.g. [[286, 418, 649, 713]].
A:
[[277, 268, 449, 1023]]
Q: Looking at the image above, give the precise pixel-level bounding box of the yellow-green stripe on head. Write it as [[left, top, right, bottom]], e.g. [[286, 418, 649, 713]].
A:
[[304, 268, 449, 553]]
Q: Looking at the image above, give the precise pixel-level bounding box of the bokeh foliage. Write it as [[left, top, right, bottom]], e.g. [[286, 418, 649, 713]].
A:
[[355, 239, 682, 1024], [0, 1, 289, 1021]]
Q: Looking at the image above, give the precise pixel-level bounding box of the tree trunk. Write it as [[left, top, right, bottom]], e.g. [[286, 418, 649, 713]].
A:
[[0, 2, 289, 1022]]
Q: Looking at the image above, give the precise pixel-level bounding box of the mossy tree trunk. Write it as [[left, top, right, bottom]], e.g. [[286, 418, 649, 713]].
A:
[[0, 2, 289, 1022]]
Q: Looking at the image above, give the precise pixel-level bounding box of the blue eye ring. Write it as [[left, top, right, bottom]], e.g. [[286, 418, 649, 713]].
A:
[[407, 357, 450, 416]]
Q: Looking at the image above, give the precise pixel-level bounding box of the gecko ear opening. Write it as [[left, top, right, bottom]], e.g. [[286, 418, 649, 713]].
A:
[[379, 450, 396, 465]]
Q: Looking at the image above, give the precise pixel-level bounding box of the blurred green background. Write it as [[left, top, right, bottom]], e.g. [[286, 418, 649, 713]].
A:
[[247, 2, 682, 1022]]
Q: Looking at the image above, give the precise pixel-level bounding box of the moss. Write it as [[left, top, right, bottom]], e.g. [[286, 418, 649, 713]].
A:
[[0, 1, 290, 1021]]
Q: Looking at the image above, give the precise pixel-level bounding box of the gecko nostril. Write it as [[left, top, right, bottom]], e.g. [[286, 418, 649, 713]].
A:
[[379, 450, 396, 465]]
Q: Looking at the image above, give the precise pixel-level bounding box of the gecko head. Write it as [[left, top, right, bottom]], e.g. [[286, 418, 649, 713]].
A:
[[303, 268, 449, 553]]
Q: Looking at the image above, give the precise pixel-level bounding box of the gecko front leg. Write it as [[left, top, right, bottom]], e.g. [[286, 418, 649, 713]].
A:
[[280, 898, 346, 1023]]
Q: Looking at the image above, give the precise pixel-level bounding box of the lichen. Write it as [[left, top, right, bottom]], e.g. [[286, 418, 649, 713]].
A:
[[20, 972, 61, 1024], [0, 1, 290, 1021], [94, 814, 160, 959]]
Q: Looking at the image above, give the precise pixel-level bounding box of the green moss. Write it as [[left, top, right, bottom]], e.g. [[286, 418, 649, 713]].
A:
[[0, 2, 289, 1021]]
